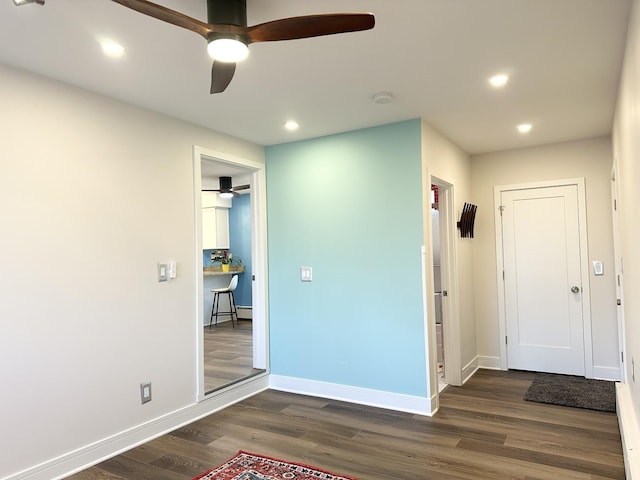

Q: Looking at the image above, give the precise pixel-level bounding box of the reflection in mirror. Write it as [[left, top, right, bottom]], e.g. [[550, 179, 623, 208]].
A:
[[201, 158, 264, 394]]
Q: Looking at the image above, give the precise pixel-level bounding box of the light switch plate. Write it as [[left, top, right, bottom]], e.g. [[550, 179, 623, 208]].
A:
[[300, 266, 313, 282], [592, 261, 604, 276], [157, 263, 168, 282]]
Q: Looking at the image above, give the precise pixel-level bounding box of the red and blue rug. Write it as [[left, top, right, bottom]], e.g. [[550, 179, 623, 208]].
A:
[[193, 451, 357, 480]]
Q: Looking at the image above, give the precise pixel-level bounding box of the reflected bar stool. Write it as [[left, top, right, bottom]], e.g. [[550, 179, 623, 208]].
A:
[[210, 275, 239, 328]]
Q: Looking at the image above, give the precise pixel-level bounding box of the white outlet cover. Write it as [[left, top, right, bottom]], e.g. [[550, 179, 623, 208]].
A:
[[300, 266, 313, 282]]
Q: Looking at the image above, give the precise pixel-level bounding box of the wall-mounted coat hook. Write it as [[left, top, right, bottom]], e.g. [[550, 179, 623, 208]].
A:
[[457, 202, 477, 238]]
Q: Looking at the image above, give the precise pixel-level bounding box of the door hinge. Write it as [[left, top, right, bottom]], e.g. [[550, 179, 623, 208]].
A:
[[622, 351, 625, 363], [499, 205, 505, 216], [502, 270, 505, 280], [617, 299, 622, 306], [614, 199, 617, 211], [618, 275, 621, 287], [505, 335, 508, 345]]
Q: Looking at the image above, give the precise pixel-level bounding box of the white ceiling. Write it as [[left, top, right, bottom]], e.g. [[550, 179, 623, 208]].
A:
[[0, 0, 631, 155]]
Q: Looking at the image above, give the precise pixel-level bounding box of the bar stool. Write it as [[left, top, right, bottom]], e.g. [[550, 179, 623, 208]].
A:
[[210, 275, 239, 328]]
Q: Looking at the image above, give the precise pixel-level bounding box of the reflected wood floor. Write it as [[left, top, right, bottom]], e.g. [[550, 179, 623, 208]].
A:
[[67, 369, 624, 480], [204, 320, 262, 392]]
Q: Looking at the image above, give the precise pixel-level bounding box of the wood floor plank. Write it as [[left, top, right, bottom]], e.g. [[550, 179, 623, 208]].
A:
[[203, 321, 264, 392], [67, 370, 624, 480]]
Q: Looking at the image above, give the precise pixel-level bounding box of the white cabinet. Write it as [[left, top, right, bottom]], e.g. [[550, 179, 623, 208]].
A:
[[202, 207, 229, 249]]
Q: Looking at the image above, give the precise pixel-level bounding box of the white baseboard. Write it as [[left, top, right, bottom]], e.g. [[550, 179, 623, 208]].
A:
[[269, 375, 433, 416], [462, 357, 480, 384], [477, 355, 503, 370], [8, 376, 269, 480], [617, 382, 640, 480], [592, 366, 621, 381]]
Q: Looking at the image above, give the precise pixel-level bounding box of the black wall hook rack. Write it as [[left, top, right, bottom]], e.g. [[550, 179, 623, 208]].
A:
[[457, 202, 477, 238]]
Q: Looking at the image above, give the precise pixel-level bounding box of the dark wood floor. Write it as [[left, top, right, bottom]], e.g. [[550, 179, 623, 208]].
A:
[[67, 369, 624, 479], [204, 319, 262, 392]]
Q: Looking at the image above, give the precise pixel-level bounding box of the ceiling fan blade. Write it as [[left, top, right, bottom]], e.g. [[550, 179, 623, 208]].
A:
[[247, 13, 375, 43], [202, 189, 221, 192], [111, 0, 212, 39], [233, 184, 250, 191], [211, 61, 236, 94]]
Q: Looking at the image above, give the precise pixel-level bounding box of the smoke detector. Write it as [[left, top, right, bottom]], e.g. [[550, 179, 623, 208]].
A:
[[373, 91, 393, 104]]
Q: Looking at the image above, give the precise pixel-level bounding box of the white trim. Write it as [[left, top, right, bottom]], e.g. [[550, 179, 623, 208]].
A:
[[7, 376, 269, 480], [611, 161, 627, 382], [420, 244, 436, 411], [192, 146, 269, 400], [269, 375, 434, 417], [494, 178, 594, 377], [429, 177, 462, 388], [462, 357, 480, 384], [617, 382, 640, 480], [477, 356, 503, 370], [440, 183, 462, 387], [592, 366, 622, 381]]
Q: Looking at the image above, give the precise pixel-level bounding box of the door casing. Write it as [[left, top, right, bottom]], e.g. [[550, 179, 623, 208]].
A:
[[193, 145, 269, 400], [611, 162, 627, 382]]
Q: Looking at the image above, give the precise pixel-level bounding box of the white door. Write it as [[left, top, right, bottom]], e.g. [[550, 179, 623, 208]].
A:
[[501, 184, 586, 375]]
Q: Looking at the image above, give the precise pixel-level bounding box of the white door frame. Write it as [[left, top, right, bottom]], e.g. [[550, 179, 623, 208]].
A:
[[429, 177, 462, 389], [611, 162, 627, 382], [494, 178, 594, 377], [193, 146, 269, 400]]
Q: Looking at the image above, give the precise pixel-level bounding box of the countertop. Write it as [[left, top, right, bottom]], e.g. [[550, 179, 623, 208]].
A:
[[204, 265, 245, 276]]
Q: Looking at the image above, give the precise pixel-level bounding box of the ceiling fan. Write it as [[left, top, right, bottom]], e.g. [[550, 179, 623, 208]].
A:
[[203, 176, 249, 198], [110, 0, 375, 93]]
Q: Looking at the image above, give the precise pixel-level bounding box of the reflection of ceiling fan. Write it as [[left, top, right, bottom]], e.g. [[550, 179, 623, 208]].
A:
[[203, 176, 249, 198], [111, 0, 375, 93]]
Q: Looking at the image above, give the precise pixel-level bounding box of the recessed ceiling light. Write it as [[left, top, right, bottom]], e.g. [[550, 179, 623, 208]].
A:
[[517, 123, 533, 134], [13, 0, 44, 5], [489, 74, 509, 88], [100, 40, 125, 58], [284, 121, 299, 131]]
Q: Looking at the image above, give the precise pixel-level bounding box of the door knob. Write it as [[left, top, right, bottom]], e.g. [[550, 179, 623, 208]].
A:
[[571, 286, 580, 293]]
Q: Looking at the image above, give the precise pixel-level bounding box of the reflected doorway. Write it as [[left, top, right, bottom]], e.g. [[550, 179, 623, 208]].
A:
[[431, 184, 446, 392], [194, 147, 268, 399], [430, 176, 462, 388]]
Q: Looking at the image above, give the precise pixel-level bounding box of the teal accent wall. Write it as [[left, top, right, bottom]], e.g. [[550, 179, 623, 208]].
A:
[[229, 194, 252, 306], [266, 119, 427, 396]]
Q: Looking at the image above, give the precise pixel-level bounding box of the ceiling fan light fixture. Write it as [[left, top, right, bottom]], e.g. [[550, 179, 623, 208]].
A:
[[207, 38, 249, 63], [218, 176, 234, 198]]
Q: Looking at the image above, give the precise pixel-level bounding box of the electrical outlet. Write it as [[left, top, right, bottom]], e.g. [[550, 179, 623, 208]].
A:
[[140, 382, 152, 404]]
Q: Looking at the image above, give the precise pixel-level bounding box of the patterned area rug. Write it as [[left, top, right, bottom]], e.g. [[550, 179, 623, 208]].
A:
[[523, 373, 616, 412], [193, 451, 357, 480]]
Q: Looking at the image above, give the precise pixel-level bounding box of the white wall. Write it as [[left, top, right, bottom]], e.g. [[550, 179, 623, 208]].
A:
[[470, 137, 619, 378], [0, 63, 263, 479], [613, 0, 640, 454], [421, 120, 476, 387]]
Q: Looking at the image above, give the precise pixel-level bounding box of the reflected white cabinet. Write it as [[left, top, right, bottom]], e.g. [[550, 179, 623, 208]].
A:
[[202, 207, 229, 249]]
